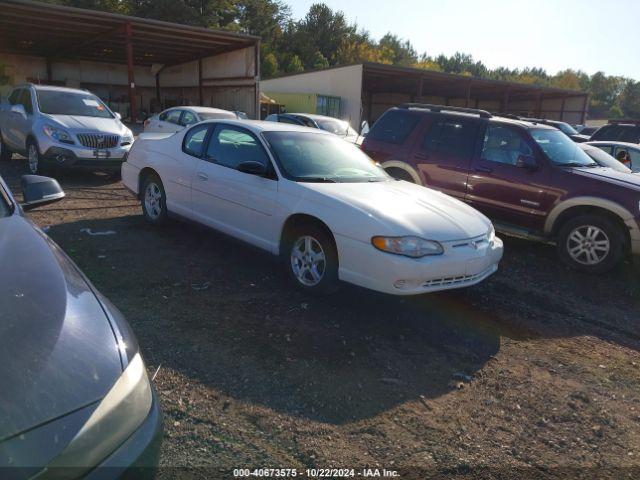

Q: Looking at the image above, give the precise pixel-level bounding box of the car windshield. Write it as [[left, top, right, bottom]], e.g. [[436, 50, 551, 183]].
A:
[[199, 111, 237, 120], [556, 122, 579, 136], [531, 129, 597, 167], [582, 146, 631, 172], [263, 131, 389, 183], [314, 118, 349, 136], [36, 90, 114, 118]]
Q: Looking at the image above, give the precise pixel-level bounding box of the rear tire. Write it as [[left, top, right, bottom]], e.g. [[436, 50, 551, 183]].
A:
[[284, 225, 339, 295], [0, 133, 12, 161], [140, 173, 168, 225], [557, 214, 624, 273]]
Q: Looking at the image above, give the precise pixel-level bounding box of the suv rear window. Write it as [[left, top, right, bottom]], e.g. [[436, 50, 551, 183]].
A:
[[592, 125, 640, 143], [368, 110, 421, 144]]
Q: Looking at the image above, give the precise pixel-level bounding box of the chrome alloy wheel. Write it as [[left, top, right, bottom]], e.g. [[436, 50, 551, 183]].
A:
[[28, 144, 39, 174], [566, 225, 610, 265], [290, 236, 326, 286], [144, 182, 163, 220]]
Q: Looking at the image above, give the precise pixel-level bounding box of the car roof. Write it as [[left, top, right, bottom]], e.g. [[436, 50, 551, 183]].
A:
[[287, 113, 347, 122], [199, 119, 334, 135], [18, 84, 93, 95], [166, 106, 234, 114], [586, 141, 640, 149]]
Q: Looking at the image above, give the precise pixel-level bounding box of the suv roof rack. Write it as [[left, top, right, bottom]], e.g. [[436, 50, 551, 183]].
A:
[[493, 113, 522, 120], [397, 103, 492, 119], [608, 119, 640, 125]]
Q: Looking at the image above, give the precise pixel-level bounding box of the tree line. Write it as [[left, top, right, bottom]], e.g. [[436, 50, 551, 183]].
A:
[[42, 0, 640, 119]]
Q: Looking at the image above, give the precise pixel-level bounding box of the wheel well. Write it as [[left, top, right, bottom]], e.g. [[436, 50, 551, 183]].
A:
[[385, 167, 414, 183], [138, 167, 159, 199], [279, 214, 337, 258], [552, 205, 631, 251]]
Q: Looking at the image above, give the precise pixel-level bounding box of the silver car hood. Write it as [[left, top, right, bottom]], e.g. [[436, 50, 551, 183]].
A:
[[44, 114, 126, 134]]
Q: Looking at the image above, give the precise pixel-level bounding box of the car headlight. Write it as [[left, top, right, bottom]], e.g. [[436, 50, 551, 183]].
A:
[[43, 124, 74, 145], [121, 130, 134, 145], [46, 353, 152, 472], [372, 235, 444, 258], [488, 224, 496, 243]]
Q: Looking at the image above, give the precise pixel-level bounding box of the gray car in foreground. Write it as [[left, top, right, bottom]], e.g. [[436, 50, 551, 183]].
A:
[[0, 84, 134, 174], [0, 175, 162, 478]]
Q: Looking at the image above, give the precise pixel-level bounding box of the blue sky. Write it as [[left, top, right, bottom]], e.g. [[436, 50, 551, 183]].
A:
[[288, 0, 639, 80]]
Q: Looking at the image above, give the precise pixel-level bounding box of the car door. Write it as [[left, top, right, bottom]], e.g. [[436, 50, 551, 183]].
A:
[[466, 123, 555, 232], [191, 124, 279, 251], [151, 109, 182, 133], [411, 115, 480, 200]]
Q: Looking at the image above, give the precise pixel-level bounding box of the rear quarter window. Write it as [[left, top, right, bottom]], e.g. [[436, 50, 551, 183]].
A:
[[368, 110, 421, 145]]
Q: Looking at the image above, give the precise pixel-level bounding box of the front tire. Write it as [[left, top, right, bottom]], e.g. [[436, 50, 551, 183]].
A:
[[285, 226, 339, 295], [557, 214, 623, 273], [26, 140, 43, 174], [141, 173, 168, 225]]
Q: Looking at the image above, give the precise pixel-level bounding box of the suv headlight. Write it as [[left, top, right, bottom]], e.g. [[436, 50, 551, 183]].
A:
[[372, 236, 444, 258], [121, 130, 134, 146], [46, 353, 152, 472], [43, 124, 74, 145]]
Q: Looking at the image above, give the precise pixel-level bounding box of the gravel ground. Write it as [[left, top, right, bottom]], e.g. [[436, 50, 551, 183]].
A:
[[3, 158, 640, 480]]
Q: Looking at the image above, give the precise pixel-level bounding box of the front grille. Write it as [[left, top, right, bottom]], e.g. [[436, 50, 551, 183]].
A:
[[423, 270, 487, 288], [77, 133, 119, 149]]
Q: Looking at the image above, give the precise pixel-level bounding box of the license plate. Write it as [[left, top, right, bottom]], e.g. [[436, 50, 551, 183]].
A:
[[93, 150, 111, 159]]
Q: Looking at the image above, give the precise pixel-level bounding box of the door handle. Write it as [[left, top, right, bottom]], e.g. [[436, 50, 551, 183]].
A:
[[196, 172, 208, 181], [474, 165, 493, 173]]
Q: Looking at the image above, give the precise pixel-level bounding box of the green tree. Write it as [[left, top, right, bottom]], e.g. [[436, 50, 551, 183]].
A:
[[378, 33, 417, 65], [310, 51, 329, 70], [619, 81, 640, 118], [261, 51, 278, 77], [285, 54, 304, 73]]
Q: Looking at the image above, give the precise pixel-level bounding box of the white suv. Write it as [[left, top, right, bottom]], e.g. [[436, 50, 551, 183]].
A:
[[0, 84, 134, 174]]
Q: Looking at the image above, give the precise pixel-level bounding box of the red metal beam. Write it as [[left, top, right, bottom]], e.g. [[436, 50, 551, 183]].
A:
[[125, 22, 136, 122]]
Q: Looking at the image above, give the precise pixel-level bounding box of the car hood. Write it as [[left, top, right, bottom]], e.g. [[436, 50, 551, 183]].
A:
[[44, 114, 127, 134], [299, 180, 492, 241], [0, 215, 122, 441], [571, 166, 640, 192]]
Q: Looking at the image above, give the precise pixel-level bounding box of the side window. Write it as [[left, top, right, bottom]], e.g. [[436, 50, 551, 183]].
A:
[[369, 110, 421, 144], [8, 89, 22, 105], [159, 111, 168, 121], [422, 118, 478, 159], [596, 145, 613, 155], [481, 125, 533, 166], [166, 109, 182, 125], [182, 124, 210, 157], [293, 116, 315, 128], [181, 111, 198, 126], [620, 127, 640, 143], [206, 126, 269, 170], [278, 116, 303, 125], [628, 149, 640, 170], [20, 89, 33, 115]]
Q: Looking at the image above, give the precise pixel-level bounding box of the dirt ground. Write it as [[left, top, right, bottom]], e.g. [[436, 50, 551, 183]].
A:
[[3, 158, 640, 479]]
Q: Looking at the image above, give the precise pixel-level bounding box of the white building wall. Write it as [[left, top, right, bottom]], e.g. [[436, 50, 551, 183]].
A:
[[261, 65, 364, 126]]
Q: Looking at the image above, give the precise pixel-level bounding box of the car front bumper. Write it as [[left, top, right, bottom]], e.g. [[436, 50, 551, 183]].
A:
[[336, 234, 504, 295], [42, 145, 131, 171]]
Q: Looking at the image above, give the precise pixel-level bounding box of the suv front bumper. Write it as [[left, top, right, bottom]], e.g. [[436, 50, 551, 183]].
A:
[[42, 145, 131, 171]]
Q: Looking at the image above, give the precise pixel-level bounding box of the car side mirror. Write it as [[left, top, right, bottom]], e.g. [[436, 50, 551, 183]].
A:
[[516, 155, 538, 170], [360, 121, 370, 136], [21, 175, 65, 211], [114, 112, 122, 120], [237, 161, 267, 176], [10, 104, 26, 117]]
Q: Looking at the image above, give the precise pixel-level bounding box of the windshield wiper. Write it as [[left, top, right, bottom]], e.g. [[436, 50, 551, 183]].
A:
[[561, 162, 598, 168], [298, 177, 337, 183]]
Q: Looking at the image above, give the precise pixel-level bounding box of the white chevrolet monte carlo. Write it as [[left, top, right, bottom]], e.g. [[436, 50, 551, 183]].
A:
[[121, 120, 503, 295]]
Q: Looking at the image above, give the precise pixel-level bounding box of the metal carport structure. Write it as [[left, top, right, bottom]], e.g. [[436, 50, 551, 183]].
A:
[[0, 0, 261, 120]]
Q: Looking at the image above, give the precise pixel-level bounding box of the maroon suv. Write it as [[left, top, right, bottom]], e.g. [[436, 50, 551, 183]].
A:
[[362, 104, 640, 273]]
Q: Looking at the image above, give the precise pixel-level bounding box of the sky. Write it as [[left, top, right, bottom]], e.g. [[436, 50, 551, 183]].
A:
[[288, 0, 640, 80]]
